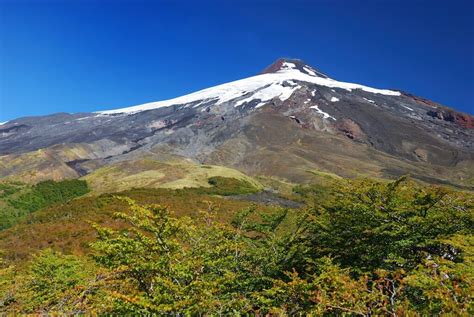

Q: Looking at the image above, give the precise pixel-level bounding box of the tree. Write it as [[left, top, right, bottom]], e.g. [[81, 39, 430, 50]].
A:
[[307, 177, 473, 273], [91, 198, 256, 314], [18, 249, 93, 313], [402, 234, 474, 315]]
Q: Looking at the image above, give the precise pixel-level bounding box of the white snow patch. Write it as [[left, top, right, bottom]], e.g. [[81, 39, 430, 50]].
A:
[[76, 116, 95, 121], [402, 105, 413, 111], [311, 90, 316, 96], [281, 62, 297, 70], [303, 66, 317, 76], [255, 102, 268, 109], [310, 105, 336, 120], [0, 121, 8, 126], [192, 100, 213, 108], [330, 97, 339, 102], [234, 83, 300, 108], [98, 66, 400, 115], [363, 97, 375, 103]]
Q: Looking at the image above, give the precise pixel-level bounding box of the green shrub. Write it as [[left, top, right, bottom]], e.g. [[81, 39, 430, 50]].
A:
[[305, 177, 473, 273], [201, 176, 259, 195], [1, 180, 89, 230], [9, 180, 89, 212], [0, 183, 23, 198]]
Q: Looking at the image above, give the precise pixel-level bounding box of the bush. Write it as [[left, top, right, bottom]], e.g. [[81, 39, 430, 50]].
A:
[[9, 180, 90, 212], [0, 179, 90, 230], [1, 249, 96, 314], [203, 176, 259, 195]]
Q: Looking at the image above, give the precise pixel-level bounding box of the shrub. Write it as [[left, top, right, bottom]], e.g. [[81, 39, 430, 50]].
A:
[[1, 179, 90, 230]]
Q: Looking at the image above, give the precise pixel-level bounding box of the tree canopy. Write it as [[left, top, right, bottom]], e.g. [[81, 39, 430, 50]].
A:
[[0, 177, 472, 315]]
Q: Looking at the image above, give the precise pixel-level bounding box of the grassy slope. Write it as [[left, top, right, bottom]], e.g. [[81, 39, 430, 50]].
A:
[[0, 141, 127, 183], [83, 158, 263, 194]]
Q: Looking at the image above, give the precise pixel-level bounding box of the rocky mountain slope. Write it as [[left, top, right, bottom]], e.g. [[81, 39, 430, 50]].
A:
[[1, 58, 473, 188]]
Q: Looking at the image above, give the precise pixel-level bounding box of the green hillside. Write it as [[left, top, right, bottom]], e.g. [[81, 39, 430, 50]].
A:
[[0, 179, 89, 230], [0, 173, 472, 315]]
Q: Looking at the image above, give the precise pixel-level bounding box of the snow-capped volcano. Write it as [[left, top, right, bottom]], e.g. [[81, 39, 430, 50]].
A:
[[98, 58, 399, 115], [0, 58, 472, 188]]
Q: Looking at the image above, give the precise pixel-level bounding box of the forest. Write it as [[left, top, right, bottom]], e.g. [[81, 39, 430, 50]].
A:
[[0, 176, 472, 315]]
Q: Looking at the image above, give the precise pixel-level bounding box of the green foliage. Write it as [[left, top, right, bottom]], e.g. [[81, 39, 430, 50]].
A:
[[9, 179, 90, 212], [203, 176, 260, 195], [292, 182, 332, 203], [402, 234, 474, 314], [0, 179, 89, 230], [254, 259, 393, 316], [0, 208, 25, 231], [22, 249, 92, 312], [89, 199, 244, 313], [0, 185, 276, 265], [0, 182, 23, 198], [306, 177, 473, 273], [88, 183, 473, 315], [0, 249, 97, 314], [0, 176, 472, 314], [0, 253, 16, 309], [0, 182, 28, 230]]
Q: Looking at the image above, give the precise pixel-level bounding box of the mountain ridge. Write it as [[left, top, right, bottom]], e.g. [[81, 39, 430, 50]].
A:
[[0, 58, 472, 189]]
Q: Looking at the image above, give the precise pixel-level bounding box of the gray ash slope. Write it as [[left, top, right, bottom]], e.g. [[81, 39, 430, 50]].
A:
[[1, 58, 473, 187]]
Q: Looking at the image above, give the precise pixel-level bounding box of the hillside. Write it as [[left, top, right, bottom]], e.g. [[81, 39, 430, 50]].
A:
[[0, 58, 472, 189]]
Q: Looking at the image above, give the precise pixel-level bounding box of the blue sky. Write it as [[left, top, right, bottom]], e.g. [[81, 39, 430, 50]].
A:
[[1, 0, 473, 121]]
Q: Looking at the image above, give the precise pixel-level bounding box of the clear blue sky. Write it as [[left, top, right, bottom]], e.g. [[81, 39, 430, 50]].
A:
[[1, 0, 473, 122]]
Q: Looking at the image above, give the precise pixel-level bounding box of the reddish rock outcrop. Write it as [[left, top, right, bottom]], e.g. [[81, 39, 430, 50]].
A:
[[426, 109, 474, 129], [336, 119, 368, 142], [402, 92, 473, 129], [261, 58, 285, 74]]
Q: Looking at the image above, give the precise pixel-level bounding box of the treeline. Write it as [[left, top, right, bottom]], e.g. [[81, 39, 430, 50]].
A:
[[0, 177, 472, 315], [0, 179, 89, 230]]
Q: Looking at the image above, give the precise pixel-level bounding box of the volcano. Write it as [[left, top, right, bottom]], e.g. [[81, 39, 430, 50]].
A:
[[1, 58, 472, 188]]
